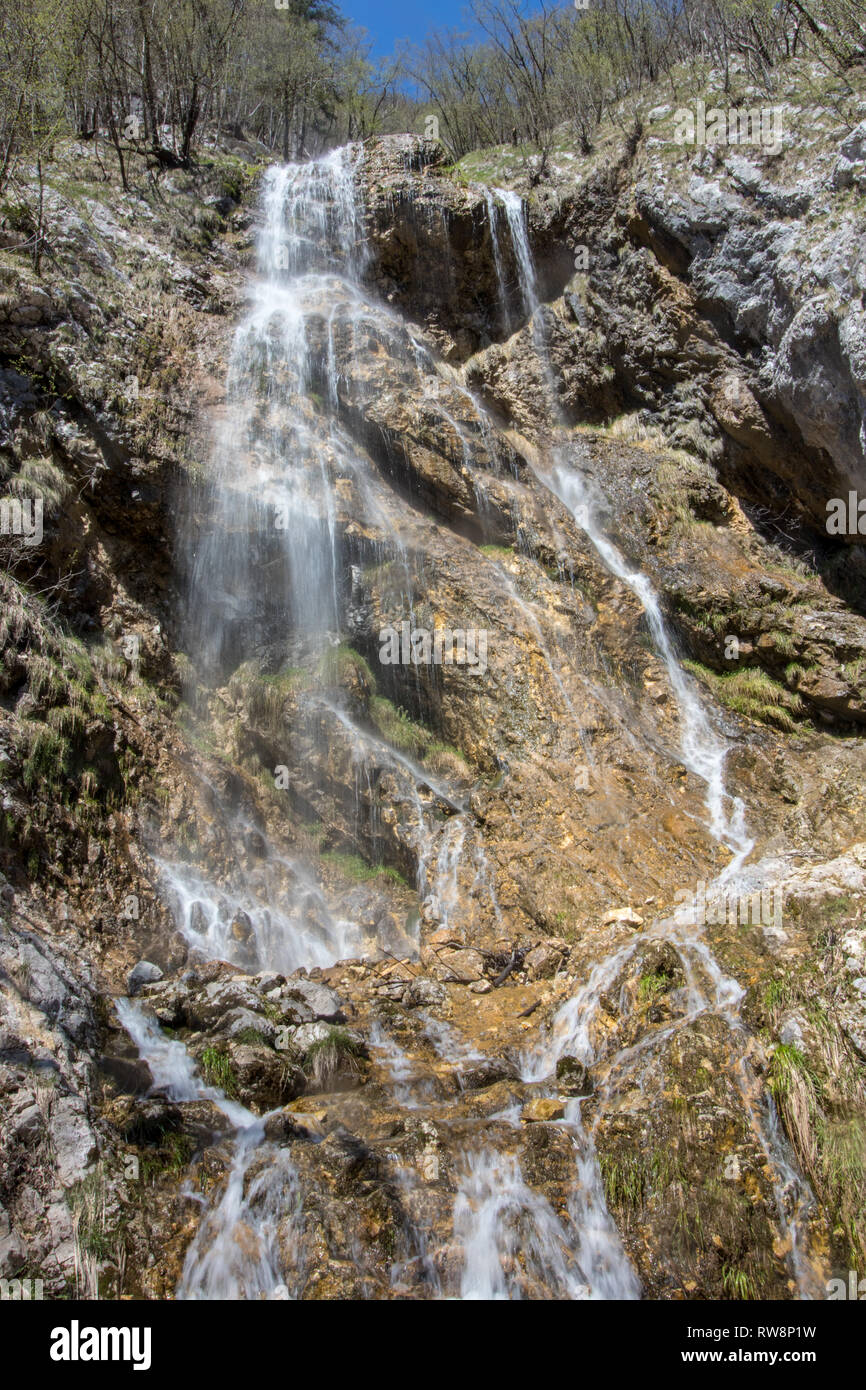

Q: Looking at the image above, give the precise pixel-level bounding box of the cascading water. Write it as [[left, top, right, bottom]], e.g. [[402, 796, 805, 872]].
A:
[[486, 188, 821, 1297], [113, 149, 826, 1302], [117, 998, 301, 1299], [545, 461, 752, 860], [483, 189, 511, 336], [171, 147, 478, 974], [455, 1148, 591, 1300], [137, 148, 541, 1299], [490, 189, 749, 857]]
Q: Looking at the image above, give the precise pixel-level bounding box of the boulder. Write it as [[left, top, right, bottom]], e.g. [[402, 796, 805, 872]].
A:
[[220, 1008, 276, 1045], [98, 1054, 154, 1096], [128, 961, 164, 995], [46, 1093, 99, 1186], [425, 947, 486, 983], [602, 907, 644, 929], [522, 1097, 565, 1123], [458, 1058, 517, 1091], [525, 941, 569, 980], [291, 1021, 334, 1053], [282, 977, 345, 1022], [404, 977, 448, 1009], [229, 1043, 304, 1112], [556, 1055, 593, 1097]]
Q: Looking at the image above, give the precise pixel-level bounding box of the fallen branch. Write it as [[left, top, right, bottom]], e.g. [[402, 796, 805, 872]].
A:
[[381, 949, 420, 979], [493, 947, 524, 988]]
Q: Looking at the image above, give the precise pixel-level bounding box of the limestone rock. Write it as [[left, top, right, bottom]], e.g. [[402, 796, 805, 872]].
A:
[[602, 907, 644, 929], [128, 960, 164, 995], [522, 1097, 565, 1123]]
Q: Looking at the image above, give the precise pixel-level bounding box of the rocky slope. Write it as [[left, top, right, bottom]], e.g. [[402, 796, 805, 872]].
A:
[[1, 66, 865, 1301]]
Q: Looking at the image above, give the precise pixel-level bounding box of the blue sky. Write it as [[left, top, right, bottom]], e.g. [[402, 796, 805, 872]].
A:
[[344, 1, 475, 54]]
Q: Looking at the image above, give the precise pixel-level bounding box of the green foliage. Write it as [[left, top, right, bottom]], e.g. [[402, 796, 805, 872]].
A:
[[767, 1042, 815, 1100], [304, 1025, 365, 1089], [638, 971, 668, 1002], [683, 661, 806, 732], [140, 1132, 195, 1184], [231, 663, 311, 731], [67, 1169, 115, 1262], [199, 1046, 238, 1097], [20, 723, 70, 791], [320, 849, 409, 888], [2, 575, 123, 807], [235, 1026, 273, 1048], [368, 695, 430, 759], [721, 1264, 757, 1300], [599, 1147, 684, 1213], [762, 977, 788, 1013]]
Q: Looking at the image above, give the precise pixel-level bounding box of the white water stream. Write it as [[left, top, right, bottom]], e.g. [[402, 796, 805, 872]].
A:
[[115, 155, 820, 1302], [483, 186, 818, 1297]]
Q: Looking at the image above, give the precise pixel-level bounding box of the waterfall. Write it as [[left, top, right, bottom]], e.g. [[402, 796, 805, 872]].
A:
[[455, 1147, 598, 1299], [117, 998, 302, 1299], [185, 150, 366, 676], [545, 459, 752, 860], [113, 150, 823, 1303], [495, 188, 560, 412], [170, 147, 477, 977], [495, 189, 539, 323], [483, 189, 511, 335], [489, 188, 751, 862], [486, 187, 820, 1298]]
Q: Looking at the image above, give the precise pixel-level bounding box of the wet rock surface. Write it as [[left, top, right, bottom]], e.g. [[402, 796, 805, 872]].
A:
[[0, 111, 864, 1300]]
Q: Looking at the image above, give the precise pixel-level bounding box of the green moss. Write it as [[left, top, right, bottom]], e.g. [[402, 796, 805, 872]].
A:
[[229, 662, 313, 731], [320, 849, 409, 888], [638, 971, 668, 1002], [139, 1132, 195, 1183], [318, 643, 373, 691]]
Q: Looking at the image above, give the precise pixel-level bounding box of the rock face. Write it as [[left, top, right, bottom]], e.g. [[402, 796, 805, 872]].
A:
[[362, 136, 519, 360], [0, 99, 865, 1303], [361, 127, 866, 571], [0, 915, 103, 1291]]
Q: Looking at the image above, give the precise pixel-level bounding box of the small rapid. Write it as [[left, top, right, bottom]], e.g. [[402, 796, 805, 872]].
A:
[[117, 998, 300, 1299]]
